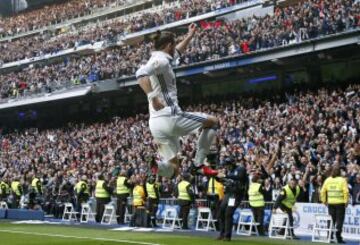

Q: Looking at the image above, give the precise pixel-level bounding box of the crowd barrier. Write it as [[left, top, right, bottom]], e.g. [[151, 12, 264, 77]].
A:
[[0, 208, 44, 221]]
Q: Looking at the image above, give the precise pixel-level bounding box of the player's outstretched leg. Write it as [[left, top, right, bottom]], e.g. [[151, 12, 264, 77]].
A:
[[192, 116, 219, 176], [157, 157, 180, 179]]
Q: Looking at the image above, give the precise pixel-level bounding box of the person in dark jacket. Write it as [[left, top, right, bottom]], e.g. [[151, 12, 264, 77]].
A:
[[216, 157, 248, 241]]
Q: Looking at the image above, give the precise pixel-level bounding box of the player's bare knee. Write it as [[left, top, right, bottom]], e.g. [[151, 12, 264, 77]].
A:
[[203, 116, 219, 129], [169, 157, 179, 166]]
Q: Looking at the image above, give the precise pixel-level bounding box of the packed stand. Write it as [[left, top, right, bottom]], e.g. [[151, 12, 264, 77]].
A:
[[0, 0, 129, 38], [0, 44, 152, 99], [0, 0, 359, 100], [0, 84, 359, 215], [0, 0, 242, 64]]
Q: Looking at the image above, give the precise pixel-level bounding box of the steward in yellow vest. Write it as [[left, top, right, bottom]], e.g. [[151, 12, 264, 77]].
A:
[[95, 174, 112, 223], [130, 176, 148, 227], [273, 178, 301, 239], [0, 180, 10, 201], [145, 174, 160, 227], [31, 177, 43, 195], [11, 179, 23, 208], [28, 175, 43, 209], [248, 175, 265, 235], [175, 174, 194, 230], [207, 177, 225, 200], [116, 171, 133, 225], [11, 180, 22, 197], [133, 184, 145, 207], [207, 175, 224, 231], [320, 167, 349, 243], [74, 175, 90, 216]]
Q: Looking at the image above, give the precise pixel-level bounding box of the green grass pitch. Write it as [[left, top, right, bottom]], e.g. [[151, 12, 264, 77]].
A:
[[0, 222, 312, 245]]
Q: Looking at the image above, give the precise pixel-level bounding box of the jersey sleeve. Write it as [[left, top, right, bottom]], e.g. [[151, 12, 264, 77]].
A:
[[136, 58, 166, 79]]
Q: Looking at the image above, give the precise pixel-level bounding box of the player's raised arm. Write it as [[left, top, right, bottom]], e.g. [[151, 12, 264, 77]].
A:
[[175, 23, 197, 54]]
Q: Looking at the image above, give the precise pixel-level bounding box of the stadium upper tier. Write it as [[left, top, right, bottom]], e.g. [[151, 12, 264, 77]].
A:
[[0, 0, 359, 101], [0, 0, 135, 39], [0, 0, 245, 65]]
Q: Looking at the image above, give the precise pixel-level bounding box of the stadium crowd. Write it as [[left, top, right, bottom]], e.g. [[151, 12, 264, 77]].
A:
[[0, 0, 359, 100], [0, 0, 242, 64], [0, 0, 128, 37], [0, 84, 359, 214]]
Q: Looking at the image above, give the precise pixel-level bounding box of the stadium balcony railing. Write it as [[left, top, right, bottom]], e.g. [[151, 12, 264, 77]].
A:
[[0, 28, 358, 108], [0, 0, 263, 70], [0, 0, 149, 43]]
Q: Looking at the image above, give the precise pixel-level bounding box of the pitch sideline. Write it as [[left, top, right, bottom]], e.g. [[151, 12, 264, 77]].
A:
[[0, 229, 161, 245]]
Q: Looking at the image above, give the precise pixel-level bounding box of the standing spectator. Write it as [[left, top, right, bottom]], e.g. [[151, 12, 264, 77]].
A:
[[95, 174, 112, 222], [175, 173, 194, 230]]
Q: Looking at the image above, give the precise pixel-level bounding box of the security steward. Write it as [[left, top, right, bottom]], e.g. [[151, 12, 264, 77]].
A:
[[273, 178, 300, 239], [116, 170, 133, 225], [75, 175, 90, 217], [248, 174, 265, 236], [145, 173, 160, 227], [11, 177, 23, 208], [0, 179, 10, 203], [30, 174, 43, 209], [175, 173, 194, 230], [207, 153, 224, 231], [95, 174, 112, 222], [216, 157, 248, 241], [131, 176, 146, 227], [320, 167, 349, 244]]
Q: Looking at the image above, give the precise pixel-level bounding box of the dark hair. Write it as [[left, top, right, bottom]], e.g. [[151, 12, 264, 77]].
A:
[[152, 30, 175, 50], [331, 166, 341, 178]]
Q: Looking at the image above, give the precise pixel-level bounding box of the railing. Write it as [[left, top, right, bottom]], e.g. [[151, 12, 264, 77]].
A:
[[0, 28, 358, 105]]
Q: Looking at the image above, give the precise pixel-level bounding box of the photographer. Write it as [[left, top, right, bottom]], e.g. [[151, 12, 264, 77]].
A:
[[216, 157, 248, 241]]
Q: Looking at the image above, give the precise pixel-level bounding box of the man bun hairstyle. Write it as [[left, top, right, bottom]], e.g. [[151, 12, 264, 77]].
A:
[[152, 30, 175, 50]]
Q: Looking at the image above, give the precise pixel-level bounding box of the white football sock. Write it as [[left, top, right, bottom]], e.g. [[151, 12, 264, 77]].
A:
[[194, 127, 217, 167]]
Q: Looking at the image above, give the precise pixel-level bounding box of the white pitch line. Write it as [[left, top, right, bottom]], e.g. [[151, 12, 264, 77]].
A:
[[0, 229, 161, 245]]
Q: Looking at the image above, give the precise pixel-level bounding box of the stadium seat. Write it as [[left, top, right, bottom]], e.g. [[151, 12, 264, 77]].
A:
[[236, 209, 259, 236], [101, 204, 118, 225], [62, 203, 78, 222], [195, 207, 216, 232], [268, 213, 293, 239], [80, 203, 96, 224], [162, 207, 182, 230], [312, 214, 337, 243], [124, 207, 132, 224]]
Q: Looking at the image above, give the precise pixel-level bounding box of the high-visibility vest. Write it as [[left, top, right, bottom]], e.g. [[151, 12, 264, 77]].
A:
[[248, 182, 265, 208], [116, 176, 130, 195], [11, 181, 21, 196], [133, 185, 145, 206], [146, 182, 158, 199], [0, 182, 10, 195], [323, 177, 348, 204], [178, 181, 191, 201], [95, 180, 110, 198], [31, 178, 42, 193], [75, 181, 89, 195], [281, 185, 300, 209], [207, 177, 225, 200]]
